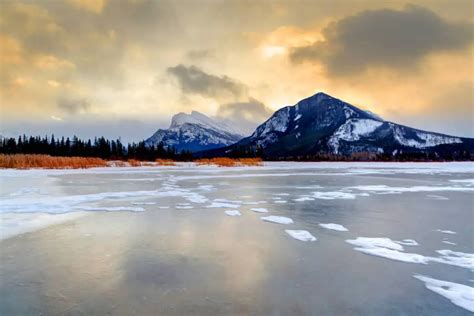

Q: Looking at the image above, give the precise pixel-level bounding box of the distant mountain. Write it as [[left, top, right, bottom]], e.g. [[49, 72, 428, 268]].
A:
[[145, 111, 244, 152], [199, 92, 473, 159]]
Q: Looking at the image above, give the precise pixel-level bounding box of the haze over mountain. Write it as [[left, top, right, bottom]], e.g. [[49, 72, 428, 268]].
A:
[[145, 111, 244, 152], [200, 92, 473, 159]]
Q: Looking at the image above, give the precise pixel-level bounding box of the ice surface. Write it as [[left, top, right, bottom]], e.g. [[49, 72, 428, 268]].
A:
[[75, 206, 145, 212], [251, 208, 268, 213], [9, 187, 40, 196], [319, 223, 348, 232], [285, 230, 316, 242], [261, 216, 294, 225], [274, 200, 287, 204], [131, 202, 157, 205], [0, 212, 88, 240], [225, 210, 241, 217], [414, 275, 474, 312]]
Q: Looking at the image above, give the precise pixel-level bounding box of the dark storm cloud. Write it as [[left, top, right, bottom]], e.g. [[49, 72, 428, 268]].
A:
[[290, 5, 474, 75], [167, 64, 247, 99], [57, 97, 90, 114]]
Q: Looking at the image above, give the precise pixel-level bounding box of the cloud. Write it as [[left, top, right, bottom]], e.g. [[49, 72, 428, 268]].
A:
[[57, 97, 91, 114], [68, 0, 107, 14], [216, 98, 273, 134], [167, 64, 247, 99], [186, 49, 215, 61], [290, 5, 473, 75]]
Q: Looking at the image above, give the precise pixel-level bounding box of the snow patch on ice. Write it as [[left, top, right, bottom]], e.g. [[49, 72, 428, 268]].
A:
[[427, 195, 449, 200], [293, 196, 315, 202], [442, 241, 457, 246], [346, 237, 429, 264], [261, 216, 294, 225], [352, 185, 474, 194], [285, 230, 316, 242], [450, 179, 474, 185], [319, 223, 348, 232], [251, 207, 268, 213], [347, 237, 473, 270], [395, 239, 419, 246], [225, 210, 241, 217], [436, 229, 457, 235], [207, 202, 240, 208], [434, 250, 474, 270], [414, 275, 474, 312], [311, 191, 358, 200]]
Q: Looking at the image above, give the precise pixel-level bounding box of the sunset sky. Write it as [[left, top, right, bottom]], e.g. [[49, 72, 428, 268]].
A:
[[1, 0, 473, 142]]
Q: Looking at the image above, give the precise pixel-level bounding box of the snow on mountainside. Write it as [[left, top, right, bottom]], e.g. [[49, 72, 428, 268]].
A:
[[329, 119, 384, 153], [199, 92, 472, 158], [145, 111, 244, 152]]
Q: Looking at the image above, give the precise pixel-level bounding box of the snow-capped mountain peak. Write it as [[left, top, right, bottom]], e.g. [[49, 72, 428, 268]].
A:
[[146, 111, 244, 152]]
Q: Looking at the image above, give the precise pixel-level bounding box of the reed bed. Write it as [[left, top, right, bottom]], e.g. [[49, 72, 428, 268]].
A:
[[155, 159, 176, 166], [195, 157, 262, 167], [0, 154, 108, 169]]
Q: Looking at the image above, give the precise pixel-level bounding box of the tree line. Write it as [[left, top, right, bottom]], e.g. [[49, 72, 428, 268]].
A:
[[0, 135, 193, 161]]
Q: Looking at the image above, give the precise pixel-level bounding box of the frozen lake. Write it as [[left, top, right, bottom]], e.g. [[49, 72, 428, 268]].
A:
[[1, 162, 473, 315]]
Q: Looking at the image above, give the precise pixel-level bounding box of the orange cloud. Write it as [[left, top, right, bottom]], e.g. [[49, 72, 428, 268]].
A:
[[0, 35, 24, 65], [68, 0, 107, 14]]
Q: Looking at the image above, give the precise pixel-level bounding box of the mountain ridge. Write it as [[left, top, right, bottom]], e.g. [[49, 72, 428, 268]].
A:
[[197, 92, 473, 159]]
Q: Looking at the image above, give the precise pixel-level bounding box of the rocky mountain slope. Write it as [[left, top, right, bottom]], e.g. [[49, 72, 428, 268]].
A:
[[199, 92, 473, 159]]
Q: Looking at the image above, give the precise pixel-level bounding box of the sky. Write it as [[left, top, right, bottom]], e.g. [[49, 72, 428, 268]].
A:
[[1, 0, 473, 142]]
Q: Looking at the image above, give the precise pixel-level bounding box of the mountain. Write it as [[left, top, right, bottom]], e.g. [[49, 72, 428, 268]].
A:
[[145, 111, 244, 152], [199, 92, 473, 159]]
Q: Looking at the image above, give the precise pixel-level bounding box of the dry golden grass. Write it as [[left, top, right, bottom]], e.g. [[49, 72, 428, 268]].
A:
[[0, 154, 108, 169], [155, 159, 176, 166], [127, 159, 142, 167], [195, 157, 262, 167], [238, 158, 263, 166], [110, 160, 128, 167]]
